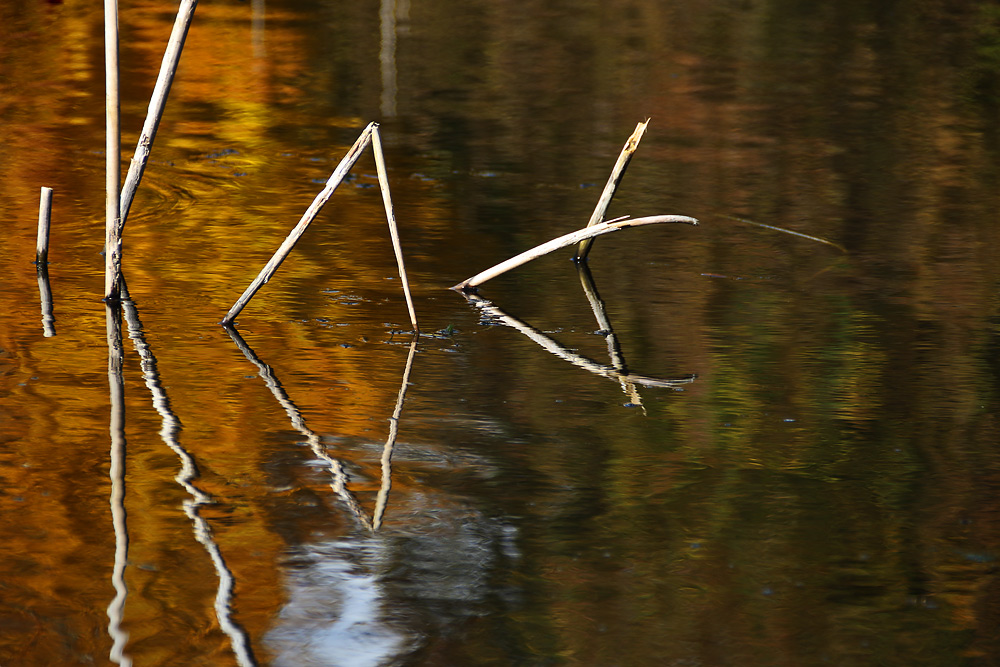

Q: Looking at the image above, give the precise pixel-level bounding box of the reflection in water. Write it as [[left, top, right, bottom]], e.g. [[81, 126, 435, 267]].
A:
[[226, 326, 417, 532], [379, 0, 398, 118], [36, 262, 56, 338], [265, 506, 521, 666], [576, 262, 646, 410], [265, 540, 411, 667], [373, 336, 417, 531], [121, 284, 256, 667], [251, 0, 265, 60], [225, 325, 371, 528], [5, 0, 1000, 663], [104, 302, 131, 667], [461, 289, 696, 401]]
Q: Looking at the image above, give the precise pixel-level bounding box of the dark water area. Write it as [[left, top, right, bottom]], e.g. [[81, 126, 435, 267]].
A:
[[3, 0, 1000, 665]]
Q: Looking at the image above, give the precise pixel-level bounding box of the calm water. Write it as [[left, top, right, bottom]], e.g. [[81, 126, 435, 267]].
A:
[[3, 0, 1000, 665]]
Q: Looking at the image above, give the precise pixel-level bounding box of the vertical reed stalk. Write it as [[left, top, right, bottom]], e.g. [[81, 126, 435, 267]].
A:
[[573, 120, 648, 262], [36, 187, 53, 265], [371, 125, 419, 332], [104, 0, 121, 301], [119, 0, 198, 229]]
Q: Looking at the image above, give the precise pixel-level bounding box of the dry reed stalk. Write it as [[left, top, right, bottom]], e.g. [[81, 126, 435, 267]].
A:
[[104, 0, 121, 301], [573, 120, 649, 262], [372, 125, 419, 332], [722, 214, 848, 253], [451, 214, 697, 291], [220, 122, 376, 325], [36, 187, 53, 265], [119, 0, 198, 228]]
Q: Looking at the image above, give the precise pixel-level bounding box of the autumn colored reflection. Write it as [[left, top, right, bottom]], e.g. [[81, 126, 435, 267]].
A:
[[3, 0, 1000, 665]]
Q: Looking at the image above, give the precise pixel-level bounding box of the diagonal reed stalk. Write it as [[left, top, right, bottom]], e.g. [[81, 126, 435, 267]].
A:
[[221, 123, 376, 325], [372, 126, 419, 332], [221, 122, 418, 331], [118, 0, 198, 229], [573, 120, 648, 263], [451, 214, 697, 291]]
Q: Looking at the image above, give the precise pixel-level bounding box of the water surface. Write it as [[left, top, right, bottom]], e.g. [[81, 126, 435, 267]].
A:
[[2, 0, 1000, 665]]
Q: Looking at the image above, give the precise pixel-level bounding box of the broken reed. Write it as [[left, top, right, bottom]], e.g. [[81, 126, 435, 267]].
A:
[[452, 214, 698, 291], [574, 120, 648, 262], [221, 122, 419, 333]]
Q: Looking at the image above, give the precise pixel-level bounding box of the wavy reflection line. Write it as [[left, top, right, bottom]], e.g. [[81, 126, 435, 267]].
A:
[[373, 335, 417, 531], [105, 301, 131, 667], [121, 285, 257, 667], [223, 326, 371, 530], [463, 293, 696, 392], [36, 262, 56, 337]]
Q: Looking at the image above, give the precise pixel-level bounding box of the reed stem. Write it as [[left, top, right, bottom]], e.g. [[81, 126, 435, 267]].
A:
[[220, 123, 376, 325], [104, 0, 121, 301], [574, 120, 648, 262], [37, 263, 56, 338], [372, 125, 419, 332], [37, 187, 53, 265], [452, 214, 697, 291], [373, 335, 417, 531], [119, 0, 198, 229]]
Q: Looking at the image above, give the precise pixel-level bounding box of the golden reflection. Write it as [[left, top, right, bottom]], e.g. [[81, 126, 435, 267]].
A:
[[225, 326, 418, 533], [121, 282, 257, 667], [225, 325, 371, 530]]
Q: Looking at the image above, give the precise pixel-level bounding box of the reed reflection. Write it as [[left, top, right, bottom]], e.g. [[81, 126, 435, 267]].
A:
[[224, 328, 418, 531], [36, 263, 55, 338], [461, 275, 695, 404], [374, 335, 417, 531], [576, 262, 648, 411], [104, 301, 130, 667], [121, 282, 257, 667]]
